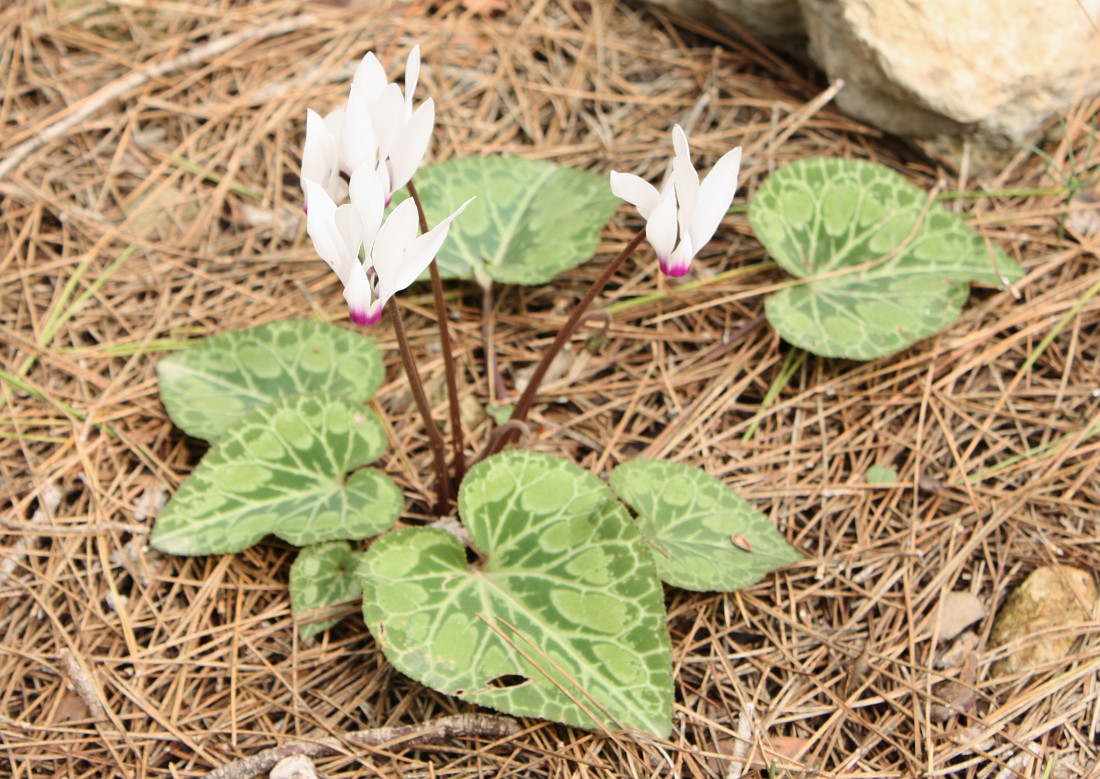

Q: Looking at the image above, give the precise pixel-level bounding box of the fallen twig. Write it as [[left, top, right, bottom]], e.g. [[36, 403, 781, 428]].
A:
[[58, 649, 110, 724], [724, 704, 754, 779], [205, 714, 520, 779]]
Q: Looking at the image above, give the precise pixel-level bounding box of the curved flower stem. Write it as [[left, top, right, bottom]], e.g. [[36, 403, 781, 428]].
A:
[[481, 281, 509, 404], [484, 227, 647, 458], [390, 300, 452, 514], [407, 179, 467, 483]]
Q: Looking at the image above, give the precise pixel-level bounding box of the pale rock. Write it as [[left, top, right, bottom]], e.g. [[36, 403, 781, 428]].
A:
[[644, 0, 1100, 142], [799, 0, 1100, 141], [989, 564, 1098, 676]]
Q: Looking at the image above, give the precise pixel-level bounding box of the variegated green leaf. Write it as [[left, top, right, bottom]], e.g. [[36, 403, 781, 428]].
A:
[[291, 541, 365, 639], [357, 450, 672, 736], [158, 320, 384, 441], [151, 395, 401, 555], [610, 460, 801, 592], [750, 158, 1023, 360], [396, 156, 619, 285]]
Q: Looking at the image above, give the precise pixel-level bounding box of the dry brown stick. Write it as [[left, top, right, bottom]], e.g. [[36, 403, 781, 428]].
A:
[[204, 714, 521, 779], [0, 13, 315, 179], [58, 649, 110, 725]]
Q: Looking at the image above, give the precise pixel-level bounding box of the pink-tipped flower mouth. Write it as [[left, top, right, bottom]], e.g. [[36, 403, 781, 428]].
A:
[[349, 308, 375, 326], [659, 257, 692, 278]]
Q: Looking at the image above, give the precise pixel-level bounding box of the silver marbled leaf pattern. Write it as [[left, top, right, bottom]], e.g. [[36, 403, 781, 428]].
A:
[[290, 541, 365, 639], [158, 320, 384, 441], [750, 158, 1023, 360], [610, 460, 802, 592], [151, 394, 401, 555], [356, 450, 673, 736], [395, 156, 620, 285]]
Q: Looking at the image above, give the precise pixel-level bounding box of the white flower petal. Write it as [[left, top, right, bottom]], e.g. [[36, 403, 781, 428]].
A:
[[610, 171, 662, 219], [671, 156, 700, 218], [672, 124, 690, 162], [343, 262, 375, 326], [387, 99, 434, 196], [370, 198, 421, 296], [334, 203, 364, 263], [404, 45, 421, 118], [661, 235, 695, 277], [646, 188, 678, 262], [322, 108, 344, 140], [352, 52, 388, 102], [302, 110, 335, 184], [689, 146, 742, 250], [341, 83, 378, 173], [304, 180, 355, 284], [385, 196, 474, 296], [349, 164, 387, 250], [367, 83, 403, 164]]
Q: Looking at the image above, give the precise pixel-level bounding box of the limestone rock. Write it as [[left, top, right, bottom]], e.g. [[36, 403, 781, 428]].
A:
[[799, 0, 1100, 142], [989, 565, 1098, 676], [644, 0, 1100, 143]]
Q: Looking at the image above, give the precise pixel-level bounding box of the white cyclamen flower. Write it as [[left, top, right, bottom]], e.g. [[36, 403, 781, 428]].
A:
[[301, 46, 434, 208], [304, 170, 472, 326], [610, 124, 742, 277]]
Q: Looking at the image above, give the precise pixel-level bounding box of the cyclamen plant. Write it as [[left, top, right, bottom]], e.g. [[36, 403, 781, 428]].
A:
[[151, 44, 1020, 738]]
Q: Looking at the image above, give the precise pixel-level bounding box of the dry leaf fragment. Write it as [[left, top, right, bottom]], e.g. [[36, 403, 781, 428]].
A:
[[936, 630, 979, 669], [930, 649, 977, 722], [936, 591, 988, 642]]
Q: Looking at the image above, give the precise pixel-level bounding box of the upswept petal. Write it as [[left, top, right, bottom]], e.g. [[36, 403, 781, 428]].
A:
[[342, 83, 378, 173], [349, 164, 387, 250], [610, 171, 662, 219], [369, 83, 405, 165], [670, 156, 699, 221], [672, 124, 691, 162], [322, 108, 344, 139], [302, 110, 343, 204], [387, 99, 435, 196], [304, 180, 355, 282], [352, 52, 389, 103], [688, 146, 742, 250], [343, 262, 374, 326], [645, 188, 677, 263], [370, 198, 421, 290], [403, 46, 421, 118], [387, 197, 474, 295], [334, 203, 364, 268]]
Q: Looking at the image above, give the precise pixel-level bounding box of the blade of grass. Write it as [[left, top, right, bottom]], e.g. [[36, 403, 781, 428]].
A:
[[742, 348, 806, 442], [169, 154, 264, 202], [603, 261, 774, 317], [965, 416, 1100, 482]]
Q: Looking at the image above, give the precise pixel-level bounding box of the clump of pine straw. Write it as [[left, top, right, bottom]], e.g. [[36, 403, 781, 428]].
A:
[[2, 0, 1098, 776]]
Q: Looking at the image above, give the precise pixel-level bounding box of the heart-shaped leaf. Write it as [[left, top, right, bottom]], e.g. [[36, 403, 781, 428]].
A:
[[357, 450, 672, 736], [291, 541, 365, 639], [749, 158, 1023, 360], [610, 460, 801, 592], [151, 394, 401, 555], [395, 156, 619, 285], [158, 320, 384, 441]]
